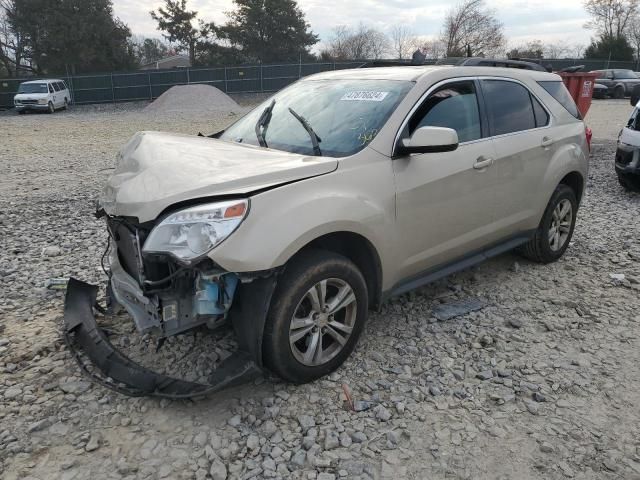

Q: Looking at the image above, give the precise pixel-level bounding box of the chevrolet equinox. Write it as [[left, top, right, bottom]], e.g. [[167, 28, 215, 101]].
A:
[[64, 66, 590, 397]]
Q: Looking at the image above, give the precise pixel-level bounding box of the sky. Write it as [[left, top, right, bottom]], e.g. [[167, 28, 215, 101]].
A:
[[113, 0, 594, 51]]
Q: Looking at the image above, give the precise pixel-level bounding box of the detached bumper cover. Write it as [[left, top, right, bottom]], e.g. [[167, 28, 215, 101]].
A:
[[63, 277, 273, 398]]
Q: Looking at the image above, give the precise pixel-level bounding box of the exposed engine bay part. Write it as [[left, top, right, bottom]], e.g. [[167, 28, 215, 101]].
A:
[[63, 276, 277, 398]]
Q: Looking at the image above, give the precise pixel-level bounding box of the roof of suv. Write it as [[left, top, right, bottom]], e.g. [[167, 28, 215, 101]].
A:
[[305, 65, 561, 83], [21, 79, 65, 84]]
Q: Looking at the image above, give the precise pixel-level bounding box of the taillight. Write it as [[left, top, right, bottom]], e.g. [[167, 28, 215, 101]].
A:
[[585, 126, 592, 152]]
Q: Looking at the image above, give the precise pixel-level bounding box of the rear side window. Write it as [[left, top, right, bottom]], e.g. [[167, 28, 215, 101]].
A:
[[532, 96, 550, 127], [538, 81, 581, 119], [409, 81, 482, 143], [481, 80, 536, 136], [52, 82, 61, 92]]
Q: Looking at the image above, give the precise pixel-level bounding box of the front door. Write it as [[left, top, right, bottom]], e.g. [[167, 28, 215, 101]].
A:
[[393, 80, 500, 282]]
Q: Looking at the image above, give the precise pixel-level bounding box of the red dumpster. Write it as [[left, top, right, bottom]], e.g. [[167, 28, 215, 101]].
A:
[[558, 72, 599, 117]]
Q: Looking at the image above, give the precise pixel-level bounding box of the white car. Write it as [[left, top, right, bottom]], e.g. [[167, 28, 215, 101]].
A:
[[14, 79, 71, 114], [616, 96, 640, 190]]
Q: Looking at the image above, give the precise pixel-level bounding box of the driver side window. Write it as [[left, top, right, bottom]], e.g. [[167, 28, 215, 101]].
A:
[[409, 81, 482, 143]]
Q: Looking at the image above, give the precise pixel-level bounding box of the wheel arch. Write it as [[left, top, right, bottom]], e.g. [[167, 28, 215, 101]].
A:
[[287, 231, 383, 311], [559, 171, 584, 205]]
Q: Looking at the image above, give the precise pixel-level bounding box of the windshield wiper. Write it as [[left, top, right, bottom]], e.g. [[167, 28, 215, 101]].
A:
[[288, 108, 322, 156], [255, 99, 275, 148]]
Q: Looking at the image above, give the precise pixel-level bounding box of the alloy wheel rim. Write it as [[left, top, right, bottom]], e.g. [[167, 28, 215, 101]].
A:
[[549, 199, 572, 252], [289, 278, 357, 367]]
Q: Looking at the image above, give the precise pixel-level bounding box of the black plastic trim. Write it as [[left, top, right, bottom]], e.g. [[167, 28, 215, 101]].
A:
[[384, 231, 535, 299]]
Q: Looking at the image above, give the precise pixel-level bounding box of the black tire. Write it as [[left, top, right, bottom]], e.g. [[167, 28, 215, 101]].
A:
[[519, 184, 577, 264], [63, 98, 68, 110], [617, 171, 640, 191], [47, 101, 55, 114], [614, 86, 625, 99], [18, 110, 25, 115], [263, 250, 368, 384], [632, 85, 640, 106]]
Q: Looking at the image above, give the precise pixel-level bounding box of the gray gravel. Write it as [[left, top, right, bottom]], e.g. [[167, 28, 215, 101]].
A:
[[1, 99, 640, 480]]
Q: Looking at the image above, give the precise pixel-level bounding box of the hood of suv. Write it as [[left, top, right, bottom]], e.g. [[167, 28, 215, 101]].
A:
[[101, 131, 338, 222]]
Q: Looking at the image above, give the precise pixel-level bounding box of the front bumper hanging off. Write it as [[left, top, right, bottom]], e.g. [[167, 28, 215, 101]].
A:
[[63, 277, 276, 398]]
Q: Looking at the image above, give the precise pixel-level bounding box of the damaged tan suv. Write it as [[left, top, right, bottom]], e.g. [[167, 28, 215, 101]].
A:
[[65, 65, 590, 397]]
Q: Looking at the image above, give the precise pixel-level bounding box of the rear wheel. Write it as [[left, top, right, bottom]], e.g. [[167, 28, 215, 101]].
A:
[[519, 184, 577, 263], [47, 101, 55, 114], [263, 250, 368, 383]]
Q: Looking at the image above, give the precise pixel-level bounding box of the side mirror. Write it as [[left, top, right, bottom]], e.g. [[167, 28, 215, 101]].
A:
[[398, 126, 459, 155], [631, 85, 640, 106]]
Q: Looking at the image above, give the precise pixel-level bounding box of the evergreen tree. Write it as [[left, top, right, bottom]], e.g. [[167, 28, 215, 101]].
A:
[[219, 0, 318, 63], [585, 33, 635, 61], [150, 0, 215, 66], [7, 0, 135, 74]]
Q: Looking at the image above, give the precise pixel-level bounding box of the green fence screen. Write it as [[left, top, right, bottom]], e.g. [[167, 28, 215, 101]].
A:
[[0, 61, 366, 109], [1, 58, 638, 109]]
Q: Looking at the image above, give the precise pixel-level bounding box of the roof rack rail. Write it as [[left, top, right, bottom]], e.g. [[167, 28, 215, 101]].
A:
[[360, 57, 550, 72], [437, 57, 548, 72]]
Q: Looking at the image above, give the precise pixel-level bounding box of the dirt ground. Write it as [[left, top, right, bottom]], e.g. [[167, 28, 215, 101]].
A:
[[0, 98, 639, 480]]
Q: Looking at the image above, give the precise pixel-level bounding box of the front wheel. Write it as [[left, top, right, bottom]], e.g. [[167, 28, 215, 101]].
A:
[[614, 86, 625, 99], [47, 101, 55, 114], [617, 171, 640, 191], [263, 250, 368, 383], [519, 184, 577, 263]]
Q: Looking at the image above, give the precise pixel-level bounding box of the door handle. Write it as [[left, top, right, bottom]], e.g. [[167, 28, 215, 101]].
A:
[[541, 136, 554, 148], [473, 156, 494, 169]]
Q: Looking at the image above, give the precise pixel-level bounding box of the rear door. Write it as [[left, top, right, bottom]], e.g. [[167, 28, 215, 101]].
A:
[[480, 78, 553, 237], [52, 82, 62, 107], [393, 79, 500, 281]]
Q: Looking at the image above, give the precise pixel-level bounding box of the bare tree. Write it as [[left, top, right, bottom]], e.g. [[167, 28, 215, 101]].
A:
[[390, 24, 415, 60], [544, 43, 570, 58], [441, 0, 506, 57], [325, 24, 390, 60], [584, 0, 639, 37], [567, 43, 587, 58], [0, 0, 31, 77], [417, 38, 447, 59], [629, 15, 640, 63]]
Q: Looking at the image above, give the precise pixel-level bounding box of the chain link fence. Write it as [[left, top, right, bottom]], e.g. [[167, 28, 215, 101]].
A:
[[0, 62, 366, 109], [1, 58, 638, 109]]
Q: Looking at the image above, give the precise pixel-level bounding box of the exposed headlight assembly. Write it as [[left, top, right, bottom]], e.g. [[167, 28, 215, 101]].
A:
[[142, 200, 249, 263]]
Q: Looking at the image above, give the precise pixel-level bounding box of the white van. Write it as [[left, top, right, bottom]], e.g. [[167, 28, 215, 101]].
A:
[[14, 79, 71, 114]]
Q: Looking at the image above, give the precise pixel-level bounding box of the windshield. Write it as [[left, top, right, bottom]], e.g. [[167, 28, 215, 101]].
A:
[[220, 79, 413, 157], [17, 83, 48, 94]]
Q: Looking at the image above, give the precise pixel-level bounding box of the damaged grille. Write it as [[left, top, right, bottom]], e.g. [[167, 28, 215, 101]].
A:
[[107, 217, 170, 286]]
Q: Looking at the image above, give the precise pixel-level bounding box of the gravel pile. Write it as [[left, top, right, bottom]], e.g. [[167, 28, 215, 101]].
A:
[[144, 84, 240, 115], [1, 100, 640, 480]]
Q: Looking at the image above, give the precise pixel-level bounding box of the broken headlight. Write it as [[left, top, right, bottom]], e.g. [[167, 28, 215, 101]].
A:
[[142, 200, 248, 263]]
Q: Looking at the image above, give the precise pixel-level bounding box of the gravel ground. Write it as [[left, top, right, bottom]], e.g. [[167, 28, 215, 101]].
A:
[[1, 99, 639, 480]]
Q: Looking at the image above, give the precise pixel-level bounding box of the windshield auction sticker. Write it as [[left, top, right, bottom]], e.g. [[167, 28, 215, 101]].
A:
[[340, 91, 389, 102]]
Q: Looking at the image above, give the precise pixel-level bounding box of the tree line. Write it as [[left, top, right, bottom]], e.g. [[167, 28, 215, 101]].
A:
[[1, 0, 639, 78], [0, 0, 317, 76]]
